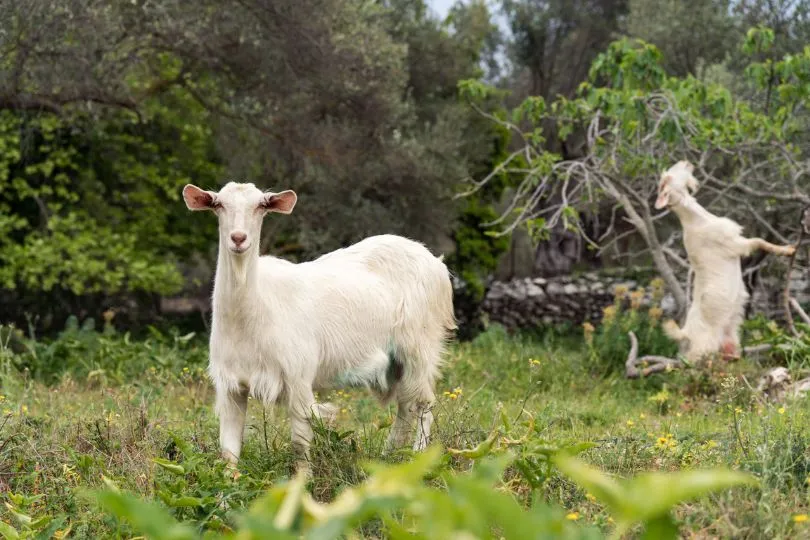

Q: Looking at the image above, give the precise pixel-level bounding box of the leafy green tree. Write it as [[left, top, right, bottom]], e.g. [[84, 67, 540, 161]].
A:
[[461, 32, 810, 317], [623, 0, 738, 77], [0, 0, 506, 330]]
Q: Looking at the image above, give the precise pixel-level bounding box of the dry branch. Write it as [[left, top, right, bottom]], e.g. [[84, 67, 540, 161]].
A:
[[783, 207, 808, 336], [625, 331, 682, 378], [789, 297, 810, 327], [625, 332, 773, 379]]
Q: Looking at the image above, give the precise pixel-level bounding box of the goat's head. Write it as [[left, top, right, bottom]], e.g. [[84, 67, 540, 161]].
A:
[[182, 182, 297, 255], [655, 160, 699, 209]]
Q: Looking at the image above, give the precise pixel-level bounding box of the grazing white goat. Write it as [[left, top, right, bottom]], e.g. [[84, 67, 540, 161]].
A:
[[182, 182, 456, 471], [654, 160, 795, 363]]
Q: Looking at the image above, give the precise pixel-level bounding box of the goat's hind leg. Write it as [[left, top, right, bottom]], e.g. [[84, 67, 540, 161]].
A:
[[396, 352, 439, 452], [743, 237, 795, 256], [287, 384, 335, 475]]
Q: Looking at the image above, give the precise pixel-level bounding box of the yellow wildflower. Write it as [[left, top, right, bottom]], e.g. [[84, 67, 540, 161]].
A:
[[21, 405, 28, 414], [529, 358, 541, 366], [613, 285, 629, 300], [566, 512, 580, 521], [778, 407, 786, 415], [734, 407, 743, 414], [639, 413, 646, 419], [341, 408, 348, 414], [650, 278, 665, 301], [0, 395, 5, 402], [448, 393, 458, 400], [453, 387, 463, 395], [585, 492, 596, 502], [648, 306, 663, 322], [602, 305, 618, 323], [626, 420, 635, 427], [793, 514, 809, 523], [629, 289, 645, 310]]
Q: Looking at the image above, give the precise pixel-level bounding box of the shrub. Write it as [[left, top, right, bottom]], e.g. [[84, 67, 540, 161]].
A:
[[584, 278, 679, 376]]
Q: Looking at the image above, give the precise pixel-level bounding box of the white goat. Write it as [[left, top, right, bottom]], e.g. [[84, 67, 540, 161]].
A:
[[182, 182, 456, 471], [654, 160, 795, 363]]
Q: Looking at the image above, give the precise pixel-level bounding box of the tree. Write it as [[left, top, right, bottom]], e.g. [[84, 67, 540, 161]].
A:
[[0, 0, 505, 330], [460, 32, 810, 318], [622, 0, 738, 77], [502, 0, 628, 101]]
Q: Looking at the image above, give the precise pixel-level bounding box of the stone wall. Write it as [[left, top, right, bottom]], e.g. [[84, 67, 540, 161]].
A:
[[476, 269, 810, 331]]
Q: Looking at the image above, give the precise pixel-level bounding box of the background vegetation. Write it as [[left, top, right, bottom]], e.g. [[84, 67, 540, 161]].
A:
[[3, 0, 810, 538]]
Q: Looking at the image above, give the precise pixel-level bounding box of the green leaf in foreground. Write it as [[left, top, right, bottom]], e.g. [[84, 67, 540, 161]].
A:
[[553, 454, 758, 539], [89, 489, 198, 540]]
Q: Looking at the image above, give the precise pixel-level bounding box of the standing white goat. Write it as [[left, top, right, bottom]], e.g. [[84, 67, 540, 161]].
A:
[[654, 160, 795, 363], [182, 182, 456, 471]]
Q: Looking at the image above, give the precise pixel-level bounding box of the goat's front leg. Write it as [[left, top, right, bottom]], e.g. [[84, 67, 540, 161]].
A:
[[215, 385, 249, 466], [741, 237, 795, 257]]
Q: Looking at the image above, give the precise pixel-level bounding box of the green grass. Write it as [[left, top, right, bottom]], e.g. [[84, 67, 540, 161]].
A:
[[1, 321, 810, 538]]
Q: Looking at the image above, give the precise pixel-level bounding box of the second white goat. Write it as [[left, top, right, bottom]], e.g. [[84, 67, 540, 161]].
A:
[[655, 160, 795, 363], [182, 182, 456, 472]]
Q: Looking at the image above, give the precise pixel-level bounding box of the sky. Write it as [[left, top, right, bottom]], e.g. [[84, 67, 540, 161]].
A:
[[427, 0, 511, 33], [427, 0, 457, 18]]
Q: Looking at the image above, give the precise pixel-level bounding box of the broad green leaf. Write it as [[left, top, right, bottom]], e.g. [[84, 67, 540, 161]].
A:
[[447, 428, 500, 459], [90, 490, 198, 540], [552, 455, 625, 516], [640, 514, 679, 540], [0, 521, 19, 540], [621, 469, 758, 522], [153, 458, 186, 475]]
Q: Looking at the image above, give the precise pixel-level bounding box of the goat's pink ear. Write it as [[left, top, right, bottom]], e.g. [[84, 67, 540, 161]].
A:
[[261, 190, 297, 214], [655, 175, 672, 209], [183, 184, 216, 211], [654, 191, 670, 210]]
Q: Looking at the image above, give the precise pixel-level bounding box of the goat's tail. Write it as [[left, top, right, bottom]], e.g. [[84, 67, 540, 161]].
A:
[[662, 319, 686, 342]]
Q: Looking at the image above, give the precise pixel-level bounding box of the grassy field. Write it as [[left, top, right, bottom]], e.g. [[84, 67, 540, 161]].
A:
[[1, 310, 810, 538]]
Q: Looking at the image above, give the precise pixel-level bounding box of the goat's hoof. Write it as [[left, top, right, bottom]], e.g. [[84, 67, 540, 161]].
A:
[[221, 450, 239, 465], [785, 245, 797, 256], [294, 459, 313, 479]]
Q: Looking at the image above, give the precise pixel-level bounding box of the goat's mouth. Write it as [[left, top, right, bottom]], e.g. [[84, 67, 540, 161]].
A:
[[229, 244, 250, 254]]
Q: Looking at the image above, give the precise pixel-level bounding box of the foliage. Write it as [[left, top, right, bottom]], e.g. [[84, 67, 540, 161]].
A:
[[2, 323, 809, 538], [623, 0, 738, 77], [553, 454, 757, 539], [0, 318, 207, 385], [83, 440, 756, 540], [460, 31, 810, 316], [0, 92, 222, 327], [742, 315, 810, 369], [0, 0, 508, 331], [584, 279, 679, 376]]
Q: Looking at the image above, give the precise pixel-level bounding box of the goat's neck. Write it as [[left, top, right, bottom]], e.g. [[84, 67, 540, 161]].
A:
[[212, 241, 261, 317], [670, 195, 714, 227]]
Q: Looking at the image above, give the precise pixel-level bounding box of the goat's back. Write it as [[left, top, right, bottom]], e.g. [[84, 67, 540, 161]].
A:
[[314, 234, 455, 331]]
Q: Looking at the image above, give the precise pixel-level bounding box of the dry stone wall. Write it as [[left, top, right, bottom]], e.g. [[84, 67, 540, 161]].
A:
[[475, 270, 810, 331]]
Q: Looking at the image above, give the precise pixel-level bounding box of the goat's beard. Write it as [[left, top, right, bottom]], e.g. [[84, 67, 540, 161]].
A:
[[228, 251, 250, 287]]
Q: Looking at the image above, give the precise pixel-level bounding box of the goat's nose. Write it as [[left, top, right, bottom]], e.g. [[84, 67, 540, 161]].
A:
[[230, 232, 247, 246]]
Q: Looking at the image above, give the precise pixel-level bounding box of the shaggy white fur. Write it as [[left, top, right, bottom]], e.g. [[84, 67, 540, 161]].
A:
[[182, 182, 456, 472], [654, 161, 795, 363]]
